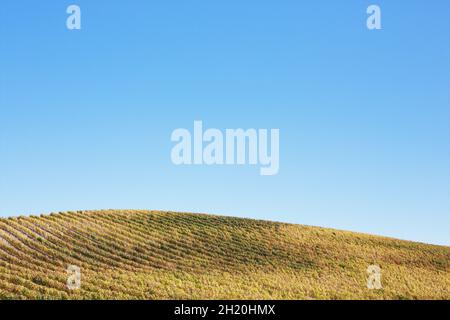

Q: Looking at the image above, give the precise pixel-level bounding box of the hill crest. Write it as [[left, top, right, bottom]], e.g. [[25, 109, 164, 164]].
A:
[[0, 210, 448, 299]]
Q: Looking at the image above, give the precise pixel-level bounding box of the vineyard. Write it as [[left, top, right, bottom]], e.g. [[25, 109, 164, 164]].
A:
[[0, 210, 448, 300]]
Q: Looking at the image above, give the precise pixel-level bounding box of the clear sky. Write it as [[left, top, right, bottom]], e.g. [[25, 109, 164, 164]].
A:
[[1, 1, 449, 245]]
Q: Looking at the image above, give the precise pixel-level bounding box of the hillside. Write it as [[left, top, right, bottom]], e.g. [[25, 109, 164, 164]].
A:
[[0, 210, 448, 300]]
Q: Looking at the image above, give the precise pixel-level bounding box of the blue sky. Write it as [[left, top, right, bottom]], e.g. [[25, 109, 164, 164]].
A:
[[1, 1, 449, 245]]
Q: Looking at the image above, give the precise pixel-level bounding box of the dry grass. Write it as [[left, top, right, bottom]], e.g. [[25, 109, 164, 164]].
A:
[[0, 210, 448, 300]]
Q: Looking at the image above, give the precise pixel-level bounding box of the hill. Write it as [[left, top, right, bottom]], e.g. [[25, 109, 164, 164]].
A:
[[0, 210, 448, 299]]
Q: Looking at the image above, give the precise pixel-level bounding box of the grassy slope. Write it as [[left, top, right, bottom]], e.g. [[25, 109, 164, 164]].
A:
[[0, 210, 448, 300]]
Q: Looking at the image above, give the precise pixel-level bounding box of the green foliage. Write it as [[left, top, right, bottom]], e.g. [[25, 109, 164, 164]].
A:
[[0, 210, 448, 300]]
